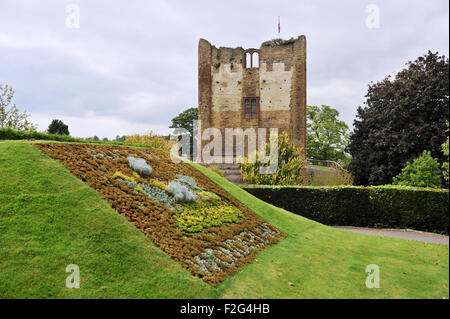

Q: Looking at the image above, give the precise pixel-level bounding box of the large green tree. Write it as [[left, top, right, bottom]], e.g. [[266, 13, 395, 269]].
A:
[[0, 84, 36, 131], [170, 107, 198, 158], [348, 51, 449, 185], [47, 119, 70, 135], [307, 105, 350, 162]]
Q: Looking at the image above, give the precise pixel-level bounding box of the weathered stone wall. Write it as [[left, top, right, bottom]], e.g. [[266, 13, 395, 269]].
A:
[[198, 39, 212, 130], [198, 36, 307, 158]]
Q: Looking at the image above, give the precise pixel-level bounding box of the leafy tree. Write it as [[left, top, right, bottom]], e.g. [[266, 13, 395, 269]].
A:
[[0, 84, 36, 131], [348, 51, 449, 185], [170, 107, 198, 158], [102, 137, 109, 142], [307, 105, 350, 162], [442, 121, 449, 183], [47, 119, 69, 135], [170, 107, 198, 137], [392, 150, 442, 188]]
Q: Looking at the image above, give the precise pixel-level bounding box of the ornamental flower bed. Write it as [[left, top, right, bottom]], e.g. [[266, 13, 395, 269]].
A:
[[34, 143, 284, 286]]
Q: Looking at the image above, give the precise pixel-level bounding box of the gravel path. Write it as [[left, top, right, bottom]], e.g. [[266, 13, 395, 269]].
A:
[[334, 226, 449, 245]]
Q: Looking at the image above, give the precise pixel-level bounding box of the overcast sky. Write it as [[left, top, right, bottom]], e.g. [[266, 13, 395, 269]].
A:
[[1, 0, 448, 139]]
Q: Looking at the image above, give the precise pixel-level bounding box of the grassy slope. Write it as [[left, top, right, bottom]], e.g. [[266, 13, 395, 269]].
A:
[[0, 141, 216, 298], [190, 162, 449, 299], [0, 141, 448, 298]]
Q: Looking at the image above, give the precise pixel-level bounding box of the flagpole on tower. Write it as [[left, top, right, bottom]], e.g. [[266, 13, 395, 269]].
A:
[[278, 16, 280, 34]]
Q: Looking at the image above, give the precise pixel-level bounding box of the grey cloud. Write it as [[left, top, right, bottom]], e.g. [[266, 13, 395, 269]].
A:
[[0, 0, 448, 139]]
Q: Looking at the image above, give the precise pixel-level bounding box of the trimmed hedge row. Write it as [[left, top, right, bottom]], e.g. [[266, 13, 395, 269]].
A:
[[243, 185, 449, 234], [0, 128, 150, 149], [0, 127, 84, 142]]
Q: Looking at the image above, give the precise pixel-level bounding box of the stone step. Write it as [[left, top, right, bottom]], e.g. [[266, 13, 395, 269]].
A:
[[201, 162, 244, 185], [203, 163, 240, 169], [222, 166, 241, 171], [223, 171, 241, 176]]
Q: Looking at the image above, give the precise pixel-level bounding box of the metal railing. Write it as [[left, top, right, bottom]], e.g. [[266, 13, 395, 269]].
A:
[[307, 158, 345, 172]]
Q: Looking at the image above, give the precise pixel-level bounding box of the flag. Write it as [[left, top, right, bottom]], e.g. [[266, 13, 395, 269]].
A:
[[278, 16, 280, 33]]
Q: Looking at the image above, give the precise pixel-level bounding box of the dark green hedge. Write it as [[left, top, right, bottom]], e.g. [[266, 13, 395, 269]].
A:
[[0, 128, 145, 148], [243, 185, 449, 234], [0, 127, 84, 142]]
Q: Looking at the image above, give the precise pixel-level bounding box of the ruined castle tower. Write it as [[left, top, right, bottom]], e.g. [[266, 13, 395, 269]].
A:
[[198, 36, 307, 158]]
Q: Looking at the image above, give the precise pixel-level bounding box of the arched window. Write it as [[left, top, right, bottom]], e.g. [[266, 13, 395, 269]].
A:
[[244, 50, 260, 68], [245, 52, 252, 68], [252, 52, 259, 68]]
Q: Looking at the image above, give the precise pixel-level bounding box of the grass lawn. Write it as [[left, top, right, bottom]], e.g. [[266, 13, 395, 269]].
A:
[[0, 141, 215, 298], [308, 164, 330, 170], [0, 140, 448, 298]]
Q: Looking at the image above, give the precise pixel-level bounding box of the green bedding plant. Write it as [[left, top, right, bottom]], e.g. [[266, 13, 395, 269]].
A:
[[175, 201, 244, 233], [113, 170, 175, 209], [112, 171, 137, 184], [140, 183, 175, 210], [197, 191, 221, 201], [149, 178, 167, 190]]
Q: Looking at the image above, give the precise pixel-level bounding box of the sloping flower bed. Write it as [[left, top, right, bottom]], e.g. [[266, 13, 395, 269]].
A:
[[34, 143, 284, 286]]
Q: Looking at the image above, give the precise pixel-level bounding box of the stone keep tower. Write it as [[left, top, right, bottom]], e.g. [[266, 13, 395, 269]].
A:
[[198, 36, 307, 157]]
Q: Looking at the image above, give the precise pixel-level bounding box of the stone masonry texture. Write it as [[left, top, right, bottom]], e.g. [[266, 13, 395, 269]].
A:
[[198, 36, 307, 158]]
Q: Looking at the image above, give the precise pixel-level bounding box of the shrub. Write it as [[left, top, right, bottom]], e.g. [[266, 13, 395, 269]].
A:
[[393, 150, 442, 188], [261, 37, 296, 47], [175, 201, 244, 233], [271, 155, 307, 185], [167, 181, 198, 203], [125, 132, 173, 152], [239, 132, 307, 185], [244, 185, 449, 234], [442, 121, 449, 183], [127, 156, 152, 176]]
